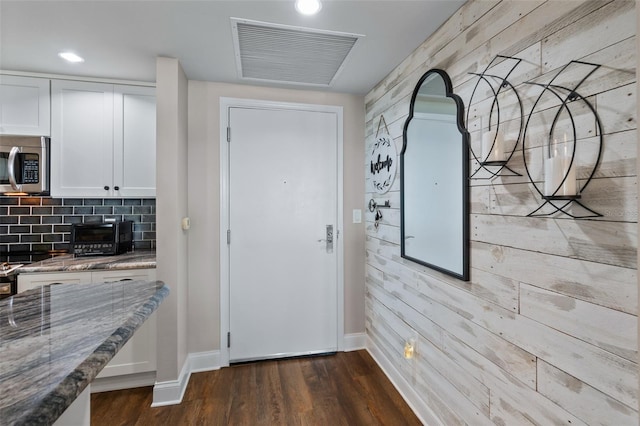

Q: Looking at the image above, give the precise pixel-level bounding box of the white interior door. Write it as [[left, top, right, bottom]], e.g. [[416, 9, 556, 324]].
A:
[[227, 104, 339, 362]]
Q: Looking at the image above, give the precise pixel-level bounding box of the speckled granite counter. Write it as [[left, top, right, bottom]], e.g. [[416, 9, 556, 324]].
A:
[[0, 279, 169, 425], [19, 251, 156, 274]]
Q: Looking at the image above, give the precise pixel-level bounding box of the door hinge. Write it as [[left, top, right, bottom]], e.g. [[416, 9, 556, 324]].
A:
[[227, 332, 231, 348], [227, 127, 231, 142], [227, 229, 231, 244]]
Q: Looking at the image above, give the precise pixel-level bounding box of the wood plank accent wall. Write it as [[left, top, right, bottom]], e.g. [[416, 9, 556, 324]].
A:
[[364, 1, 637, 424]]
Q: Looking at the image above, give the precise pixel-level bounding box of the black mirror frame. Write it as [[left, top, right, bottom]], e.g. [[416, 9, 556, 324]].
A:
[[400, 68, 470, 281]]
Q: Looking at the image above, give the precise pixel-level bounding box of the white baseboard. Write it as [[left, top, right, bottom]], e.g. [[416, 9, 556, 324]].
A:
[[366, 336, 440, 426], [343, 332, 366, 351], [151, 355, 192, 407], [151, 350, 221, 407], [189, 350, 221, 373]]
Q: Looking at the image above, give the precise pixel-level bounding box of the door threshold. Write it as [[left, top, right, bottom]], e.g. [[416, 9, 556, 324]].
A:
[[230, 350, 337, 366]]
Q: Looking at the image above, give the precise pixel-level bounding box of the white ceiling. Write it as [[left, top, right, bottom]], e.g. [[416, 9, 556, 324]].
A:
[[0, 0, 465, 95]]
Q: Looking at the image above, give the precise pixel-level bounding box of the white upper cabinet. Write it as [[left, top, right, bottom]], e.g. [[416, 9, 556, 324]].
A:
[[0, 75, 51, 136], [114, 85, 156, 197], [51, 80, 114, 197], [51, 80, 156, 198]]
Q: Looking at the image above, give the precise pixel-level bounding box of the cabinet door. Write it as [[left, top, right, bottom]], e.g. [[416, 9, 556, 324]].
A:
[[18, 268, 157, 378], [91, 268, 155, 283], [51, 80, 114, 197], [0, 75, 50, 136], [93, 268, 157, 378], [113, 85, 156, 197], [17, 271, 93, 293]]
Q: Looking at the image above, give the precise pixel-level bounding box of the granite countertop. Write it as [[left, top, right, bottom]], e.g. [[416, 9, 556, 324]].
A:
[[19, 251, 156, 274], [0, 280, 169, 425]]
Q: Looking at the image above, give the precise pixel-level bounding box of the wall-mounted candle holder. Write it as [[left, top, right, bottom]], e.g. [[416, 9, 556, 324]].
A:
[[522, 60, 603, 219], [467, 55, 524, 179]]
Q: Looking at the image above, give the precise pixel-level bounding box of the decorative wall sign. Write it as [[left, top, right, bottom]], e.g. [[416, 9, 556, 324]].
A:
[[369, 115, 397, 194]]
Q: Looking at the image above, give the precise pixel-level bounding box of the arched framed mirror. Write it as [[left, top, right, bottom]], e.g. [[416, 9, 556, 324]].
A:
[[401, 69, 470, 281]]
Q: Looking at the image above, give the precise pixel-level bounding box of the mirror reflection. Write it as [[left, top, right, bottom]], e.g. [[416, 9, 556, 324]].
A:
[[401, 69, 469, 281]]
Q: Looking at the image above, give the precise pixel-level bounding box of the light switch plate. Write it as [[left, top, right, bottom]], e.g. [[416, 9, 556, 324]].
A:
[[352, 209, 362, 224]]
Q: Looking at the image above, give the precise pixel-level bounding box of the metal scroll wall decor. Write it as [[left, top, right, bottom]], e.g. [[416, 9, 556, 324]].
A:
[[467, 55, 524, 179], [521, 60, 603, 219]]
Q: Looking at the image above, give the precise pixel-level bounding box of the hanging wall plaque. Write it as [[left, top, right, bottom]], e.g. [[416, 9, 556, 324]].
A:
[[369, 116, 397, 194]]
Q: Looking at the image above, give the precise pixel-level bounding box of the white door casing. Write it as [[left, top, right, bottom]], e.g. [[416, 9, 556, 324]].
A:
[[220, 98, 344, 365]]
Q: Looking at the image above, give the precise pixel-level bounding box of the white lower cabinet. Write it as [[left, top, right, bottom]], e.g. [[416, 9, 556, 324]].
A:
[[18, 271, 93, 292], [92, 269, 157, 378], [17, 268, 157, 379]]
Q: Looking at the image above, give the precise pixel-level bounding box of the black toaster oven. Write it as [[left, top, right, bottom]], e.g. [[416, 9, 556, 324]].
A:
[[71, 221, 133, 257]]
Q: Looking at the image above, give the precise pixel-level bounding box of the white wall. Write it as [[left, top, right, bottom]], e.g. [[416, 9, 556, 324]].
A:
[[155, 57, 189, 383], [365, 1, 637, 424], [187, 81, 366, 354]]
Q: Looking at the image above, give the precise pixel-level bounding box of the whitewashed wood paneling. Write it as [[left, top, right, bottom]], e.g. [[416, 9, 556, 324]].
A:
[[541, 1, 635, 73], [367, 288, 492, 417], [471, 214, 636, 268], [364, 0, 638, 424], [414, 269, 638, 408], [520, 283, 637, 361], [472, 241, 637, 314], [537, 360, 637, 425], [474, 177, 637, 222], [374, 270, 537, 387], [366, 296, 494, 425]]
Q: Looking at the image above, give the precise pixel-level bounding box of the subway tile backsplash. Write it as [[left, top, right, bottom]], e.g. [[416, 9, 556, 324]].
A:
[[0, 197, 156, 262]]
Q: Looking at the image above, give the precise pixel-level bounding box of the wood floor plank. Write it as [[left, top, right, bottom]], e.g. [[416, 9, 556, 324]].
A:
[[227, 362, 258, 425], [91, 350, 421, 426], [134, 400, 203, 426], [255, 360, 286, 425], [298, 396, 352, 426], [277, 358, 314, 421], [90, 386, 151, 425], [355, 353, 422, 424]]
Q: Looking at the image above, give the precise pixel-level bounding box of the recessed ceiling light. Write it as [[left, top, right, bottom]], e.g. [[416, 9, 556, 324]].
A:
[[58, 52, 84, 63], [295, 0, 321, 15]]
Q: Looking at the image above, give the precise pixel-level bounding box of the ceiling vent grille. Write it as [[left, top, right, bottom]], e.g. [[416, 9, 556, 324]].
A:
[[231, 18, 362, 87]]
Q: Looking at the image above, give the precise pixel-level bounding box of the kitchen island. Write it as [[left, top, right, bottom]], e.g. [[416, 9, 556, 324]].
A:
[[0, 279, 169, 425]]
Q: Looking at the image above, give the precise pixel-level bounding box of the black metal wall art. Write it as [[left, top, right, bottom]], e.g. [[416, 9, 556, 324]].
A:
[[522, 60, 603, 218], [467, 55, 524, 179]]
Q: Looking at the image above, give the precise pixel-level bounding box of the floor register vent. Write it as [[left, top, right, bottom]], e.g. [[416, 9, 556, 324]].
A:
[[231, 18, 362, 87]]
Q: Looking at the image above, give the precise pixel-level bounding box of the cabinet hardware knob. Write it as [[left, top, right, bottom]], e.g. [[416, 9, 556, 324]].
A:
[[114, 186, 120, 191], [104, 186, 110, 190]]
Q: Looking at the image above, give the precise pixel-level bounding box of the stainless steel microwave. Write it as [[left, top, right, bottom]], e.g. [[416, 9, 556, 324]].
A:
[[0, 136, 50, 195]]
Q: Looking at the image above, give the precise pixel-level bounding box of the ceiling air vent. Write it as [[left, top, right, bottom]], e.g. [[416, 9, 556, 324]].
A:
[[231, 18, 362, 87]]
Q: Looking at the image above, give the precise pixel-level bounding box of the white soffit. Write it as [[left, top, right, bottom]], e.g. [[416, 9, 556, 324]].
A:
[[231, 18, 363, 87]]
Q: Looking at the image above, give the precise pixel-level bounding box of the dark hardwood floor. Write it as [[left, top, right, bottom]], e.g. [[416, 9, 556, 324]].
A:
[[91, 350, 422, 425]]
